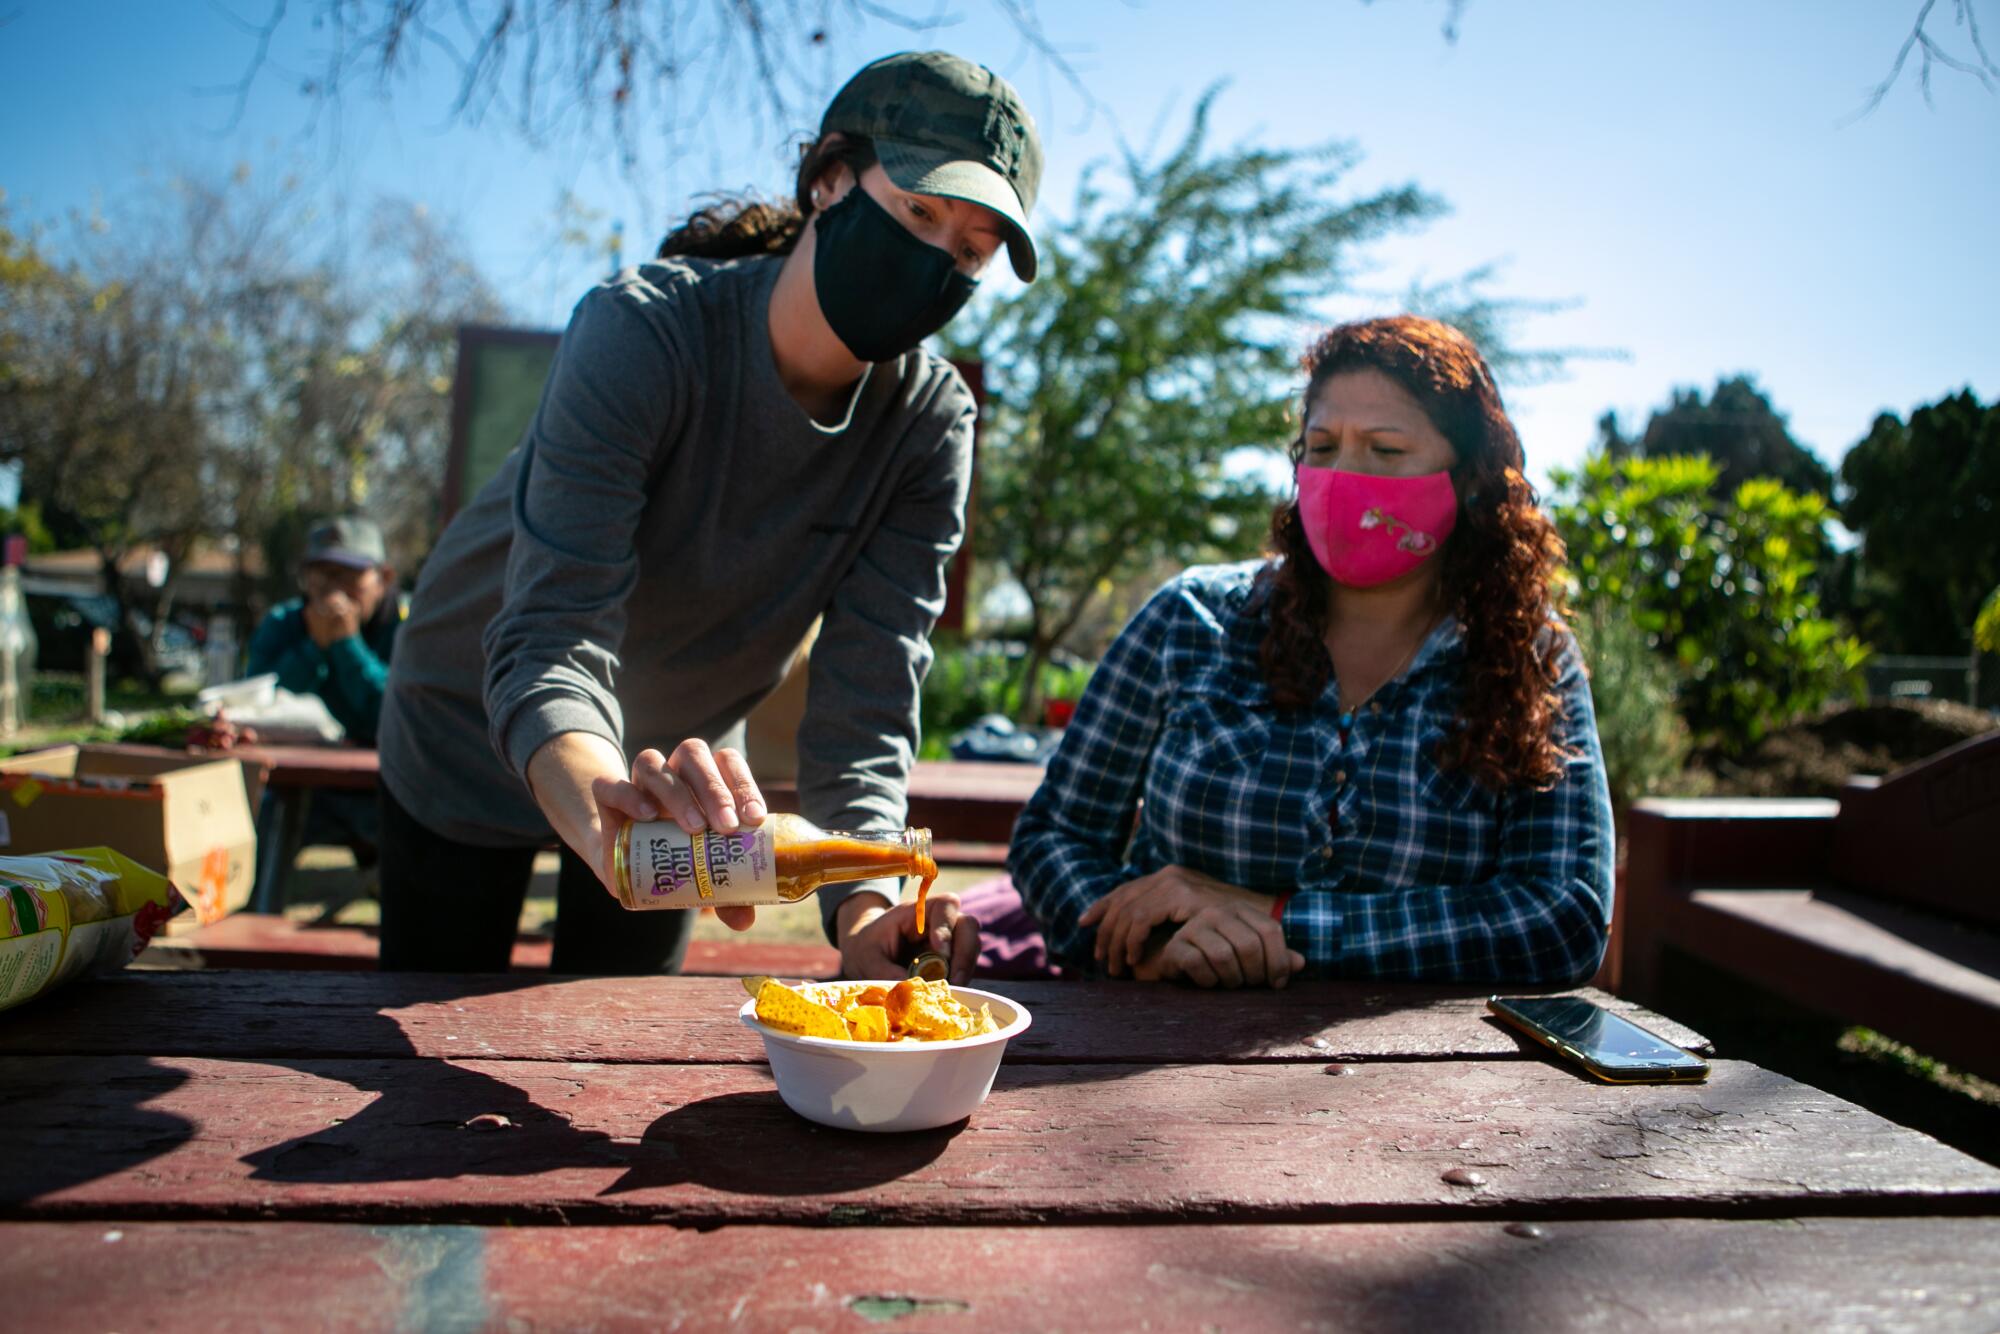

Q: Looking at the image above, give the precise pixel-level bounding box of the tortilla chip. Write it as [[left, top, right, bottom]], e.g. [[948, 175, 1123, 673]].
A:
[[747, 978, 999, 1044], [846, 1004, 891, 1043], [886, 978, 973, 1039], [753, 979, 850, 1040]]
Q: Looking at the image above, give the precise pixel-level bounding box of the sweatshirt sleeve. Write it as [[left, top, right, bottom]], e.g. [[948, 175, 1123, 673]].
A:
[[482, 286, 685, 780], [803, 387, 976, 941]]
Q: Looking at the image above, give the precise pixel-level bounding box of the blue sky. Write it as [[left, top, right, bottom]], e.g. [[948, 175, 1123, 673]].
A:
[[3, 0, 1995, 496]]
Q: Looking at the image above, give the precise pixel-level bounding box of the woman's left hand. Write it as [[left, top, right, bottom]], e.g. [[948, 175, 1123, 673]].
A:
[[1081, 865, 1287, 978], [835, 892, 981, 983], [1129, 903, 1307, 989]]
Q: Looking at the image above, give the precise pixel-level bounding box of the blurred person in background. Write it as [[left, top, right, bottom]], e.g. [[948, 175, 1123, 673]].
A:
[[245, 514, 402, 863]]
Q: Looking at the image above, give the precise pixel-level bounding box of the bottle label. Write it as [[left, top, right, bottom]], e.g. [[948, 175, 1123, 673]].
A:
[[625, 822, 780, 908]]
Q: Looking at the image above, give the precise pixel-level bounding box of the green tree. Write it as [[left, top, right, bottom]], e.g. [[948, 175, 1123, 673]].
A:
[[944, 91, 1461, 720], [1551, 453, 1869, 751], [0, 206, 220, 684], [1597, 375, 1835, 500], [0, 171, 501, 676], [0, 504, 58, 555], [1839, 389, 2000, 654]]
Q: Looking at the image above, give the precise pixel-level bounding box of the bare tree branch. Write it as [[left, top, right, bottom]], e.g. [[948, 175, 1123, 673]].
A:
[[203, 0, 290, 133], [1849, 0, 1998, 121], [1358, 0, 1997, 121], [1356, 0, 1467, 45], [212, 0, 1095, 180]]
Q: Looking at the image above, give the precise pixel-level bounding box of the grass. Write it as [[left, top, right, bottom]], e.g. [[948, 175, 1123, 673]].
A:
[[0, 673, 199, 758], [1837, 1028, 2000, 1108]]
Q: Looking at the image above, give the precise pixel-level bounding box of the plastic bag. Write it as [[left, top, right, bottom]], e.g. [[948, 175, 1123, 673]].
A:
[[197, 673, 346, 743], [0, 848, 185, 1012]]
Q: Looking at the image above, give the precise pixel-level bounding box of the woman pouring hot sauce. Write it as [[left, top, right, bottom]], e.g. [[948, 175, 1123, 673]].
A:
[[375, 52, 1041, 984]]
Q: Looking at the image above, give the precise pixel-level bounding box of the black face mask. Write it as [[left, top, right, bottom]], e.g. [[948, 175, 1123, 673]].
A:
[[812, 186, 978, 363]]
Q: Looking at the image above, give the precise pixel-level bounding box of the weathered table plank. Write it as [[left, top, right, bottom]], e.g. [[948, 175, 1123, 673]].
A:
[[7, 1218, 2000, 1333], [5, 1056, 1993, 1225], [0, 972, 1709, 1064]]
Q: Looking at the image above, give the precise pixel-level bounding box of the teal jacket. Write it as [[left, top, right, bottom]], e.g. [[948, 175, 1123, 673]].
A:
[[246, 599, 401, 745]]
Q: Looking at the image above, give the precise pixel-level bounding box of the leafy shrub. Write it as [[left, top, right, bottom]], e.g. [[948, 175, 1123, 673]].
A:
[[116, 708, 206, 747], [919, 634, 1095, 760], [1570, 601, 1700, 819], [1551, 452, 1870, 753], [1975, 586, 2000, 656]]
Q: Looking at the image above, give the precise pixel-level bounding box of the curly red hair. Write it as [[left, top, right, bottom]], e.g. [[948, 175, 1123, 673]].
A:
[[1258, 316, 1571, 791]]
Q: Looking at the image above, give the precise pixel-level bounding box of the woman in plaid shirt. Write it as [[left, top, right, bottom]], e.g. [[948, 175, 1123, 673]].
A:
[[1007, 316, 1614, 988]]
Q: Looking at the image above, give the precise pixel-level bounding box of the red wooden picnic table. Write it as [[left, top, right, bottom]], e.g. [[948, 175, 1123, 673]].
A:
[[4, 971, 1998, 1329]]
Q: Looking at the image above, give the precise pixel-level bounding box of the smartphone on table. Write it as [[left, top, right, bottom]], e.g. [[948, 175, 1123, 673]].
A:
[[1487, 995, 1709, 1084]]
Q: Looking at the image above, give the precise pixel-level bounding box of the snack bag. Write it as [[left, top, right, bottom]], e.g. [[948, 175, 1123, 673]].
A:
[[0, 848, 185, 1012]]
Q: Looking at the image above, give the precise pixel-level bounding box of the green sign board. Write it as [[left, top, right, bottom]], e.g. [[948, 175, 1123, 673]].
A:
[[445, 327, 561, 520]]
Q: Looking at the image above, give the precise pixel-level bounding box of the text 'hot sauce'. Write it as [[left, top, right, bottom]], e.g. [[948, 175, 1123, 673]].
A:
[[613, 812, 936, 919]]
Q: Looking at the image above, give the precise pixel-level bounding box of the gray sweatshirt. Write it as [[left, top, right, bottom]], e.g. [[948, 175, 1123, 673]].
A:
[[378, 254, 974, 934]]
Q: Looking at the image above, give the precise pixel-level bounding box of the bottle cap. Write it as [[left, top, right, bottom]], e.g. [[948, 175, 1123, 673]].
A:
[[906, 951, 951, 982]]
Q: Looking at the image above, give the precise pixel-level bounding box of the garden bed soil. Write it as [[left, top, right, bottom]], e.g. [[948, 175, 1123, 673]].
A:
[[1697, 699, 1995, 798]]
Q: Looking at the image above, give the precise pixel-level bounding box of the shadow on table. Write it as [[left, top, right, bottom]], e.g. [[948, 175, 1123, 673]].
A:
[[0, 1056, 198, 1210], [602, 1092, 957, 1198], [240, 971, 626, 1188], [235, 974, 950, 1198], [1132, 1219, 1723, 1334]]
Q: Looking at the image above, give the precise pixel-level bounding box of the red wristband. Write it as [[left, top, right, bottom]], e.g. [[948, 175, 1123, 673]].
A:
[[1270, 892, 1292, 922]]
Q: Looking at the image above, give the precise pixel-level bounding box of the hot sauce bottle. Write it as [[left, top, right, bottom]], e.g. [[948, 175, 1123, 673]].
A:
[[613, 813, 939, 929]]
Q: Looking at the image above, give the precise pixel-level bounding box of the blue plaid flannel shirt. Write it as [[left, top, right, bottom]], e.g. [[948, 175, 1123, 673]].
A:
[[1009, 561, 1615, 985]]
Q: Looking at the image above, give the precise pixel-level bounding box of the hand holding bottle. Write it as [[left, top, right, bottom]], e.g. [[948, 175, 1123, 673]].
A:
[[618, 740, 768, 834], [591, 739, 766, 929]]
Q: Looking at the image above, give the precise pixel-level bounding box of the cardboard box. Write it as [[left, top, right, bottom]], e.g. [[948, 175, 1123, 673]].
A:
[[0, 745, 260, 925]]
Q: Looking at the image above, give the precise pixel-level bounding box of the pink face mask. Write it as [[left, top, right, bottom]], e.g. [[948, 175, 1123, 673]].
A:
[[1294, 465, 1458, 587]]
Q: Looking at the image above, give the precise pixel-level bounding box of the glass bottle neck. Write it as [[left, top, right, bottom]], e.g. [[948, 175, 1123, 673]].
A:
[[774, 827, 933, 893]]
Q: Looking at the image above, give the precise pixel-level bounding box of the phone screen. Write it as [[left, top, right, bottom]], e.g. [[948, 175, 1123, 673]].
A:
[[1491, 997, 1706, 1076]]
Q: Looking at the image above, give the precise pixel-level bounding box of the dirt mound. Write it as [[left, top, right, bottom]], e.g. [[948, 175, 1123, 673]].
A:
[[1699, 700, 1996, 798]]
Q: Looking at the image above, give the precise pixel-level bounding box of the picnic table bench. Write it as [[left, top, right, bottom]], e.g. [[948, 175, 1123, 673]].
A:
[[230, 744, 1044, 913], [1622, 729, 2000, 1085], [5, 971, 1998, 1328]]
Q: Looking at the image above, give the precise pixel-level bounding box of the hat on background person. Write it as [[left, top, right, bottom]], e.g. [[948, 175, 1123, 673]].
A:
[[302, 516, 388, 571]]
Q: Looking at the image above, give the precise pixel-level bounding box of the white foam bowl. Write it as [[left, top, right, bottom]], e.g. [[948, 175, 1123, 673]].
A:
[[738, 983, 1032, 1133]]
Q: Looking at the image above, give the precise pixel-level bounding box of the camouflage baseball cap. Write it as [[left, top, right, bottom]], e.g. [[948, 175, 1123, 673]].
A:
[[821, 51, 1043, 281], [303, 515, 387, 570]]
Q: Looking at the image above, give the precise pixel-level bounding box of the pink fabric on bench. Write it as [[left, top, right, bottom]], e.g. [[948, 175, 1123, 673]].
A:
[[961, 873, 1064, 981]]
